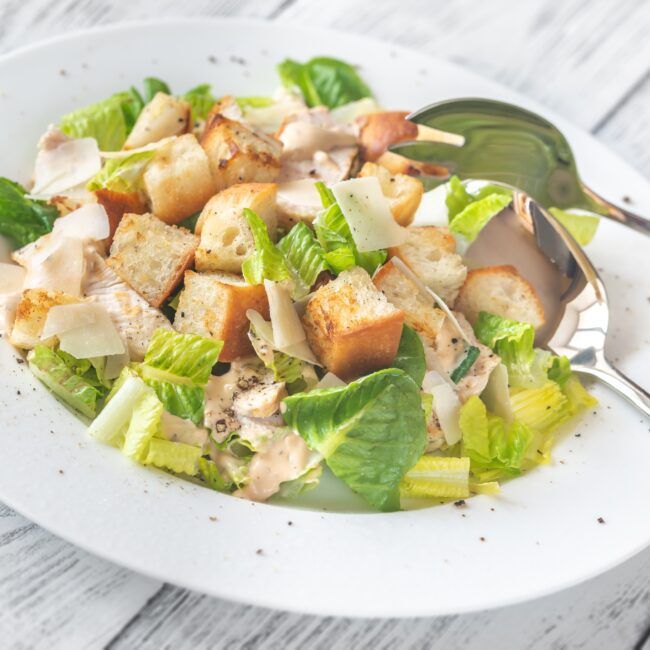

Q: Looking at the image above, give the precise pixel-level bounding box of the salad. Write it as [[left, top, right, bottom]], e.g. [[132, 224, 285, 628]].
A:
[[0, 56, 598, 512]]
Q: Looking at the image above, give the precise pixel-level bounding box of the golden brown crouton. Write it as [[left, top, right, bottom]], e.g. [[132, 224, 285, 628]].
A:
[[374, 151, 448, 178], [358, 162, 423, 227], [302, 267, 404, 380], [201, 113, 282, 191], [107, 213, 198, 308], [173, 271, 270, 361], [195, 183, 277, 274], [143, 134, 216, 224], [94, 189, 148, 241], [454, 265, 545, 328], [373, 259, 446, 347], [389, 226, 467, 304], [9, 288, 79, 349], [124, 92, 191, 150]]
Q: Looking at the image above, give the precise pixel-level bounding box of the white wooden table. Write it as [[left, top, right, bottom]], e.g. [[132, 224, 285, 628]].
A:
[[1, 1, 649, 648]]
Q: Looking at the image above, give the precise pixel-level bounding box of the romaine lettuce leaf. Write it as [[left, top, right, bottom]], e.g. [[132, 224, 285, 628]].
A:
[[548, 207, 599, 246], [142, 77, 171, 103], [563, 375, 598, 415], [509, 381, 572, 435], [313, 182, 387, 275], [121, 390, 163, 462], [474, 311, 552, 388], [459, 395, 533, 479], [445, 176, 513, 241], [236, 96, 275, 109], [282, 368, 427, 511], [86, 150, 155, 193], [144, 438, 202, 475], [392, 324, 426, 386], [198, 457, 233, 492], [277, 57, 372, 109], [182, 84, 217, 120], [28, 345, 104, 418], [248, 321, 304, 384], [136, 329, 223, 425], [548, 355, 572, 388], [0, 178, 59, 246], [241, 209, 291, 286], [399, 455, 470, 499]]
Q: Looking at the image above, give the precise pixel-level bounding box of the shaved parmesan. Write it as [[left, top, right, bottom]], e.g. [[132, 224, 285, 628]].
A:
[[0, 293, 21, 333], [103, 351, 130, 380], [52, 204, 110, 241], [423, 370, 463, 445], [32, 134, 101, 196], [100, 137, 176, 158], [0, 263, 26, 295], [315, 372, 346, 389], [331, 177, 408, 252], [47, 303, 125, 359], [23, 236, 85, 296], [264, 280, 307, 349], [480, 363, 513, 423]]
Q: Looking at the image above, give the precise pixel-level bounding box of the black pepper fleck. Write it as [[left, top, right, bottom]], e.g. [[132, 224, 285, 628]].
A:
[[453, 499, 466, 507], [256, 548, 264, 555], [479, 536, 486, 542], [597, 517, 605, 524]]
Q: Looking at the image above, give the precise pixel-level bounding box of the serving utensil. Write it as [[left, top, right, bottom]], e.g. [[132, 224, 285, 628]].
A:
[[390, 98, 650, 235], [457, 180, 649, 416]]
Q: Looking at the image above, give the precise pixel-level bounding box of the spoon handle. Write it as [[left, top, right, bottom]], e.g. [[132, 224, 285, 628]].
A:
[[582, 184, 650, 236], [574, 360, 650, 418]]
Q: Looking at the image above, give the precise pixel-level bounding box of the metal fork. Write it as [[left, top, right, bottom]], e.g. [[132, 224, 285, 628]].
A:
[[389, 98, 650, 235]]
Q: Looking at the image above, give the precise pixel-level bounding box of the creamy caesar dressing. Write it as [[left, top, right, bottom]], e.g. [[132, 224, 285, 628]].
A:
[[433, 317, 466, 372], [279, 122, 357, 160], [234, 432, 312, 502], [160, 411, 209, 448]]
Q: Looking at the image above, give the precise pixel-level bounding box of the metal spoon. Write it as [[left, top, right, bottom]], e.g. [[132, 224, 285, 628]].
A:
[[389, 98, 650, 235], [459, 180, 649, 416]]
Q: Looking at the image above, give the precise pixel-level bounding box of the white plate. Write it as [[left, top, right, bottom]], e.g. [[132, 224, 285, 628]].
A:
[[0, 19, 649, 618]]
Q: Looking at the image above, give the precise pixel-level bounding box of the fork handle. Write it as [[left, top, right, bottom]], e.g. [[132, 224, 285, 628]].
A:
[[573, 358, 650, 418], [582, 184, 650, 235]]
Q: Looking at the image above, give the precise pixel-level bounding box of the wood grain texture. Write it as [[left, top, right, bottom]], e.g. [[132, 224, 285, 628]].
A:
[[0, 0, 649, 648]]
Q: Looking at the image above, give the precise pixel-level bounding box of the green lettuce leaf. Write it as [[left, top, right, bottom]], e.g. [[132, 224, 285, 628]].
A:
[[0, 178, 59, 246], [392, 324, 426, 386], [277, 57, 372, 109], [313, 182, 387, 275], [459, 395, 533, 479], [236, 96, 274, 109], [282, 368, 427, 511], [86, 150, 155, 193], [446, 176, 513, 241], [241, 209, 291, 285], [548, 355, 572, 388], [277, 221, 330, 297], [142, 77, 171, 103], [474, 311, 552, 388], [198, 457, 234, 492], [136, 329, 223, 425], [28, 345, 104, 418], [509, 381, 572, 435], [399, 455, 470, 499], [548, 207, 599, 246], [121, 390, 164, 462], [563, 375, 598, 415], [144, 438, 202, 475], [182, 84, 217, 121]]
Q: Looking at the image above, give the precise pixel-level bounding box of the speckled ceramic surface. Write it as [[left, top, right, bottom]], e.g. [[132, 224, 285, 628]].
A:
[[0, 19, 649, 617]]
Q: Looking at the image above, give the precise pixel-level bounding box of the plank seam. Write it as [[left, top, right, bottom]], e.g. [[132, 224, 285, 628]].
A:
[[592, 67, 650, 133], [268, 0, 298, 20]]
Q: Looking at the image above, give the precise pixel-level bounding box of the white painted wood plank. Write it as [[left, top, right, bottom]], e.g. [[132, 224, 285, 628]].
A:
[[0, 504, 161, 650], [107, 547, 650, 650], [0, 0, 289, 54], [279, 0, 650, 133]]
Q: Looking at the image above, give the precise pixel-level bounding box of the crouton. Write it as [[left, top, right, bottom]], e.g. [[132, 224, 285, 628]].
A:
[[143, 134, 216, 224], [195, 183, 277, 274], [356, 111, 418, 162], [107, 213, 198, 308], [389, 226, 467, 304], [94, 189, 147, 241], [358, 162, 423, 227], [124, 92, 191, 150], [454, 265, 545, 328], [201, 113, 282, 191], [173, 271, 269, 362], [9, 288, 79, 349], [374, 151, 447, 178], [373, 259, 446, 346], [302, 267, 404, 379]]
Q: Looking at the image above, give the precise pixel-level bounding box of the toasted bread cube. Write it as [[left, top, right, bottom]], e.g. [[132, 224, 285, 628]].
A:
[[9, 288, 79, 349], [124, 92, 191, 150], [358, 162, 423, 227], [373, 259, 446, 347], [173, 271, 269, 361], [375, 151, 447, 178], [94, 189, 147, 241], [201, 113, 282, 191], [143, 134, 216, 224], [389, 226, 467, 304], [455, 265, 545, 328], [195, 183, 277, 274], [107, 213, 198, 308], [302, 267, 404, 379]]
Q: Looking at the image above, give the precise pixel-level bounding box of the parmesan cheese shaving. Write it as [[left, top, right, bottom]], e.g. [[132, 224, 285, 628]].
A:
[[315, 372, 346, 389], [23, 236, 85, 296], [100, 136, 176, 158], [264, 280, 308, 349], [331, 176, 408, 252], [0, 263, 26, 295], [422, 370, 463, 445], [52, 204, 110, 241]]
